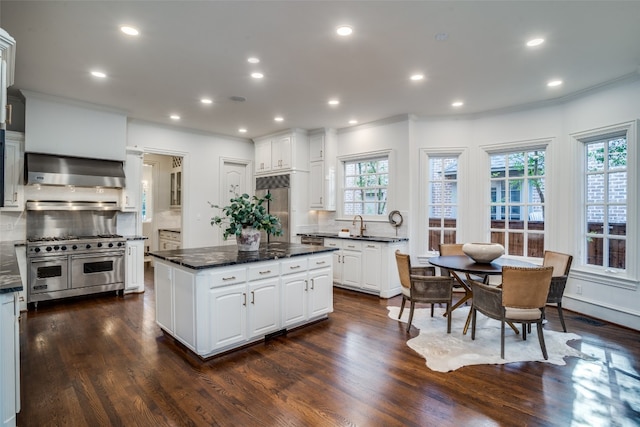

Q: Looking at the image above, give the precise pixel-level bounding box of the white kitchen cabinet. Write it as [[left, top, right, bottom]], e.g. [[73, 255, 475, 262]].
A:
[[253, 129, 309, 176], [158, 229, 181, 251], [325, 238, 408, 298], [173, 268, 196, 350], [361, 242, 382, 292], [0, 29, 16, 127], [121, 147, 143, 212], [281, 254, 332, 328], [308, 265, 333, 318], [308, 129, 336, 210], [170, 169, 182, 208], [248, 278, 280, 338], [2, 131, 24, 211], [206, 282, 247, 351], [0, 292, 19, 427], [154, 262, 173, 333], [125, 240, 145, 293]]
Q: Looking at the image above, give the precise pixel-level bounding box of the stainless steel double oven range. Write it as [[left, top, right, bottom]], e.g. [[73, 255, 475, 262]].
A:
[[26, 201, 126, 308]]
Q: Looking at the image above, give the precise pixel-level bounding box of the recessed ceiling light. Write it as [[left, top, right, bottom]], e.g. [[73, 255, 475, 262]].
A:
[[274, 117, 284, 122], [251, 72, 264, 79], [349, 120, 358, 125], [526, 38, 545, 47], [452, 101, 464, 107], [90, 70, 107, 78], [435, 32, 449, 41], [547, 79, 563, 87], [200, 98, 213, 104], [238, 128, 248, 133], [120, 26, 139, 36], [328, 99, 340, 106], [170, 114, 180, 120], [247, 57, 260, 64], [229, 96, 246, 102], [410, 74, 424, 81], [336, 25, 353, 36]]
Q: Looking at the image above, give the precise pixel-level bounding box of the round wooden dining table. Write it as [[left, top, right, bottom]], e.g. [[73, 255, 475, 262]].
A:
[[427, 255, 538, 334]]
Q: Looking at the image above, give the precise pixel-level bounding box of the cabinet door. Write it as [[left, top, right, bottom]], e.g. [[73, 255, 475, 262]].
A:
[[281, 272, 308, 328], [122, 149, 142, 212], [248, 278, 280, 338], [173, 268, 196, 350], [309, 161, 324, 208], [362, 243, 382, 291], [255, 139, 272, 173], [308, 267, 332, 318], [1, 293, 18, 427], [341, 250, 362, 288], [2, 133, 23, 209], [208, 283, 247, 351], [324, 239, 342, 283], [155, 262, 173, 333], [309, 134, 325, 162], [170, 171, 182, 207], [125, 240, 144, 291], [272, 136, 291, 169]]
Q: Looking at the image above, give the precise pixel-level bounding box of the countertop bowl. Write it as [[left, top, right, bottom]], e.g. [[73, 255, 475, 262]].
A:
[[462, 243, 504, 263]]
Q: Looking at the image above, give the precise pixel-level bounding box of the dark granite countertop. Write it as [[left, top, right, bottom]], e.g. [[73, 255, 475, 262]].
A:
[[1, 241, 24, 293], [297, 232, 409, 243], [150, 242, 338, 270]]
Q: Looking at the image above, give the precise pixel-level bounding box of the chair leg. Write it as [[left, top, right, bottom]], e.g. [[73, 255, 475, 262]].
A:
[[431, 303, 435, 317], [471, 307, 477, 340], [536, 320, 548, 360], [557, 303, 567, 332], [398, 296, 406, 319], [406, 301, 416, 332], [501, 320, 505, 359], [522, 323, 527, 341], [446, 303, 451, 334]]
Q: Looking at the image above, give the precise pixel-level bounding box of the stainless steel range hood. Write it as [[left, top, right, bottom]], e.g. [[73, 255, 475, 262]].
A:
[[25, 153, 126, 188]]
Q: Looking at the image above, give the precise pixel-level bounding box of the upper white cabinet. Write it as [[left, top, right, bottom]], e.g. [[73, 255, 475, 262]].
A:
[[0, 28, 16, 126], [2, 131, 24, 211], [170, 156, 182, 208], [308, 129, 336, 210], [121, 147, 143, 212], [253, 129, 309, 175]]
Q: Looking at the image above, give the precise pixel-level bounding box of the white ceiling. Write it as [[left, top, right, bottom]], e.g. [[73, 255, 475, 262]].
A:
[[2, 1, 640, 139]]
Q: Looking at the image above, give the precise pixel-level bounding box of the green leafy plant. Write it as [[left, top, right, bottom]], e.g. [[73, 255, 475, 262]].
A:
[[209, 193, 283, 240]]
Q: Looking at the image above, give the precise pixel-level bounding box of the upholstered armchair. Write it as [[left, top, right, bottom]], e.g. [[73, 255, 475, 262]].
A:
[[395, 251, 454, 333], [470, 266, 554, 359], [543, 250, 573, 332]]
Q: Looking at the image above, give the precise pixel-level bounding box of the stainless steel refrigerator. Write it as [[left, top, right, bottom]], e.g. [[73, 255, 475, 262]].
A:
[[255, 174, 290, 243]]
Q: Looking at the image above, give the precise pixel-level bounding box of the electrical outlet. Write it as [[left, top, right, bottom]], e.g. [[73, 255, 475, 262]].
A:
[[576, 284, 583, 295]]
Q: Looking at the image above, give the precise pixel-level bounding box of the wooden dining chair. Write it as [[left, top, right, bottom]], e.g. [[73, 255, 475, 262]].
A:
[[395, 251, 454, 333], [469, 266, 554, 359], [542, 250, 573, 332]]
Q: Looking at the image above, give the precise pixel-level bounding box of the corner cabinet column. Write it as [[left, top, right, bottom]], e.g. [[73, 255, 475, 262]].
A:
[[0, 292, 19, 427], [121, 147, 144, 214]]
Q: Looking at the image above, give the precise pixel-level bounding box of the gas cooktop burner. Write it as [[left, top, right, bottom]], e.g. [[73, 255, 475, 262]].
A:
[[28, 234, 123, 243]]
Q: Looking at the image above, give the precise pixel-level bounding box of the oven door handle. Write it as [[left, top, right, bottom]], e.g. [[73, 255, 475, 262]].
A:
[[70, 252, 125, 260]]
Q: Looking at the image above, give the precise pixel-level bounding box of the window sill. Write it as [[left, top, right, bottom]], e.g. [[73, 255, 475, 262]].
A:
[[571, 268, 637, 291]]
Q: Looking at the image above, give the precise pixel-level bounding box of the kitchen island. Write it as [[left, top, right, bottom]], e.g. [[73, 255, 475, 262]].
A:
[[150, 242, 337, 359]]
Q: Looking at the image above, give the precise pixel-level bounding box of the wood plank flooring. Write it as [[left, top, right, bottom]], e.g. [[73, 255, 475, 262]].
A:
[[17, 266, 640, 426]]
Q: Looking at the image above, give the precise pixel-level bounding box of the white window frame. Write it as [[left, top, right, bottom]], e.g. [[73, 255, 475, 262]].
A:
[[481, 138, 551, 259], [571, 121, 637, 288], [337, 149, 393, 221]]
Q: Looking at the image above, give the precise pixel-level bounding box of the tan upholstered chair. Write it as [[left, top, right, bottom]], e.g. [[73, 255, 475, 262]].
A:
[[395, 251, 454, 333], [469, 266, 554, 359], [543, 250, 573, 332]]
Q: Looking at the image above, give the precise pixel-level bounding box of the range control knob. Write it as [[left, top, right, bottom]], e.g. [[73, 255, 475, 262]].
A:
[[34, 248, 41, 253], [86, 244, 92, 249], [97, 242, 103, 248], [54, 245, 60, 251], [117, 242, 124, 247], [46, 247, 52, 252], [72, 245, 78, 250], [61, 246, 67, 251], [108, 243, 114, 248]]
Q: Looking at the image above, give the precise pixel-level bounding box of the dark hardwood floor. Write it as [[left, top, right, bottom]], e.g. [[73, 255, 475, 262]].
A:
[[17, 266, 640, 426]]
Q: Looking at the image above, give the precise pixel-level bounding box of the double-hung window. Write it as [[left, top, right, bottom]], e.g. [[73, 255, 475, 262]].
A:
[[426, 156, 459, 250], [489, 149, 546, 257], [342, 155, 389, 216]]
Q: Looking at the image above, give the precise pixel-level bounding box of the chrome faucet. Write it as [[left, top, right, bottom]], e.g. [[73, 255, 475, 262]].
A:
[[353, 215, 366, 237]]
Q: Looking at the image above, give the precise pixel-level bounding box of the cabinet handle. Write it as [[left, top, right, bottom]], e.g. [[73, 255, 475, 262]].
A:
[[128, 247, 131, 255], [243, 293, 247, 306], [310, 278, 315, 290], [259, 270, 272, 275], [320, 197, 323, 204], [289, 265, 301, 270], [13, 192, 17, 202], [251, 291, 255, 304], [222, 276, 236, 281], [315, 261, 326, 265], [320, 149, 323, 158], [305, 279, 308, 291], [6, 104, 12, 126], [367, 245, 376, 248]]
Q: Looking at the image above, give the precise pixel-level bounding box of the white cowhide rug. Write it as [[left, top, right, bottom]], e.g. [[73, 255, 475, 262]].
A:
[[387, 305, 590, 372]]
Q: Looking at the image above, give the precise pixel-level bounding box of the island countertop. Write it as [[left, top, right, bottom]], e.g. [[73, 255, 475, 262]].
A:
[[1, 241, 24, 293], [149, 242, 338, 270]]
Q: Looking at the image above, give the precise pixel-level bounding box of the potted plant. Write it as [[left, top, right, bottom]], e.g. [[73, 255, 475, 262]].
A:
[[209, 193, 283, 251]]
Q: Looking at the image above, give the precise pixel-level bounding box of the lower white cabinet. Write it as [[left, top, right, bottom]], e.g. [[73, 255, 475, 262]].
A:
[[0, 292, 19, 427], [125, 240, 145, 293], [158, 230, 181, 250], [325, 238, 408, 298], [154, 253, 333, 358]]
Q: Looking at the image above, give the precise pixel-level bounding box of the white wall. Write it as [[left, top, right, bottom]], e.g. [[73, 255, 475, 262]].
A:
[[127, 120, 254, 249]]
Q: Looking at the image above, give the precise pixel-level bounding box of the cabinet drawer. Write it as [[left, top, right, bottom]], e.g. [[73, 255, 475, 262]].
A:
[[324, 239, 342, 249], [248, 262, 280, 281], [281, 257, 308, 275], [308, 254, 332, 270], [208, 267, 247, 287], [159, 230, 181, 241], [362, 242, 382, 250], [342, 241, 363, 251]]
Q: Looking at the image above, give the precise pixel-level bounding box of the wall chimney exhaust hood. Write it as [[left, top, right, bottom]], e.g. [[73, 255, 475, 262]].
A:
[[25, 153, 126, 188]]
